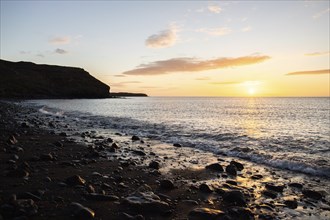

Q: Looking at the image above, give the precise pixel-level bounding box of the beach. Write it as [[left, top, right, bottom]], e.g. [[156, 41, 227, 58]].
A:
[[0, 101, 329, 220]]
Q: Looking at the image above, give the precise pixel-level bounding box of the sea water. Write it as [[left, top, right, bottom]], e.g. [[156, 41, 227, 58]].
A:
[[25, 97, 330, 177]]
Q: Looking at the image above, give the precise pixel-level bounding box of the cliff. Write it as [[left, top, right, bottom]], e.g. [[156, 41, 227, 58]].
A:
[[0, 59, 110, 99]]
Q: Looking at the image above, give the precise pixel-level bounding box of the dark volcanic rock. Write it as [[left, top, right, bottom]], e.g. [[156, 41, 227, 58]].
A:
[[149, 161, 160, 170], [265, 183, 285, 193], [227, 207, 254, 220], [0, 59, 110, 99], [132, 135, 140, 141], [70, 202, 95, 219], [262, 190, 277, 199], [160, 180, 175, 190], [222, 190, 246, 206], [122, 189, 170, 213], [199, 183, 213, 193], [226, 164, 237, 176], [205, 163, 224, 172], [173, 143, 182, 147], [284, 200, 298, 209], [230, 160, 244, 171], [188, 207, 224, 220], [84, 193, 119, 201], [302, 189, 323, 200], [288, 182, 303, 189], [65, 175, 86, 186]]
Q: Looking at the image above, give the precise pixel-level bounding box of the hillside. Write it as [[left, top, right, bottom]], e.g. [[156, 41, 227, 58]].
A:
[[0, 59, 110, 99]]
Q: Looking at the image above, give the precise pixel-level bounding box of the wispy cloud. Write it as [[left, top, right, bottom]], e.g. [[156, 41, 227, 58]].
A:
[[54, 48, 68, 54], [195, 77, 211, 81], [36, 53, 45, 58], [313, 8, 330, 19], [286, 69, 329, 76], [208, 5, 222, 14], [111, 81, 142, 87], [49, 36, 71, 45], [114, 75, 126, 78], [123, 55, 270, 76], [197, 27, 232, 36], [241, 26, 252, 32], [305, 51, 330, 56], [210, 81, 240, 85], [145, 26, 178, 48]]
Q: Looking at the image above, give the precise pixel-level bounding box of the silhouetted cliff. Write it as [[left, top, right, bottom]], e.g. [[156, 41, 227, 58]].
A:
[[0, 59, 110, 99]]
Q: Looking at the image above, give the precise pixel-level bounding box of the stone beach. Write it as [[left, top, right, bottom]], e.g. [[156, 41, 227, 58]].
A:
[[1, 101, 329, 220]]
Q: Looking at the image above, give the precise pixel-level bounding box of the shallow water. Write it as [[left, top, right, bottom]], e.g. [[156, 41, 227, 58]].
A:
[[25, 97, 330, 177]]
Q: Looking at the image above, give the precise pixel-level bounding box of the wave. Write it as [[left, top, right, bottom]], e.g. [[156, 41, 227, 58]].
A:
[[39, 106, 65, 117], [36, 104, 330, 178]]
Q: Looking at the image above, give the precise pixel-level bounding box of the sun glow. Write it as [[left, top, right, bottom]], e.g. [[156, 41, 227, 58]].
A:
[[242, 81, 261, 96], [248, 87, 256, 96]]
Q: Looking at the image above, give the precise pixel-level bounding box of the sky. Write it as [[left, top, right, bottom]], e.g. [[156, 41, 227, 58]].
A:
[[0, 0, 329, 97]]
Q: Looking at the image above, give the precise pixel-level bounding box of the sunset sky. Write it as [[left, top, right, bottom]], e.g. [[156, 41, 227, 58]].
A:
[[1, 1, 329, 97]]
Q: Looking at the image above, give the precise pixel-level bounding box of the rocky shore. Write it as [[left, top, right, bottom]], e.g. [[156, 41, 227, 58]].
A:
[[0, 101, 329, 220]]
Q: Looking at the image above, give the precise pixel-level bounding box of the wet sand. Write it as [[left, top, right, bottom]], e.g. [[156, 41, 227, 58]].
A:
[[0, 101, 329, 220]]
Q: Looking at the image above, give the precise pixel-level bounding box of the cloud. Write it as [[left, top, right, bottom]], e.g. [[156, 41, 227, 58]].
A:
[[49, 36, 71, 45], [36, 54, 45, 58], [210, 81, 241, 85], [286, 69, 329, 76], [305, 51, 330, 56], [195, 77, 211, 80], [197, 27, 231, 36], [111, 81, 142, 87], [122, 55, 271, 76], [114, 75, 126, 77], [241, 26, 252, 32], [54, 48, 68, 54], [208, 5, 222, 14], [145, 27, 178, 48], [313, 8, 330, 19]]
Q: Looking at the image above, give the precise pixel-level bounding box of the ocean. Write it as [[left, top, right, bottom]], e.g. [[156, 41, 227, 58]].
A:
[[25, 97, 330, 177]]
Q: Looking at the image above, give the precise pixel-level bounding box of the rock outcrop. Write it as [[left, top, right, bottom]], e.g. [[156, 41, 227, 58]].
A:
[[0, 59, 110, 99]]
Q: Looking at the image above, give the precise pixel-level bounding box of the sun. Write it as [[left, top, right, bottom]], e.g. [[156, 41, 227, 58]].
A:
[[248, 87, 256, 96]]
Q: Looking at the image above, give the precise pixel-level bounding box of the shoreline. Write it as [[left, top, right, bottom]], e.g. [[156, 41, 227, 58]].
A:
[[1, 101, 329, 219]]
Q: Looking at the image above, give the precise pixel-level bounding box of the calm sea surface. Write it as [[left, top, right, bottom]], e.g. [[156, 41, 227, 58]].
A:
[[25, 97, 330, 177]]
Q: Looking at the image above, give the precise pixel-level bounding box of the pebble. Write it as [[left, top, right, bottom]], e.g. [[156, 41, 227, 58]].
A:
[[160, 179, 175, 190], [188, 207, 224, 220], [148, 161, 160, 170], [265, 183, 285, 193], [132, 135, 140, 141], [226, 164, 237, 176], [65, 175, 86, 186], [222, 190, 246, 206], [230, 160, 244, 171], [199, 183, 213, 193], [289, 182, 303, 189], [205, 163, 224, 172], [70, 202, 95, 219], [84, 193, 119, 201], [302, 189, 323, 200], [284, 200, 298, 209], [173, 143, 182, 147]]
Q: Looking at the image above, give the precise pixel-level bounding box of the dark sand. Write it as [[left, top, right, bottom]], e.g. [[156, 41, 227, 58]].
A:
[[1, 101, 329, 220]]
